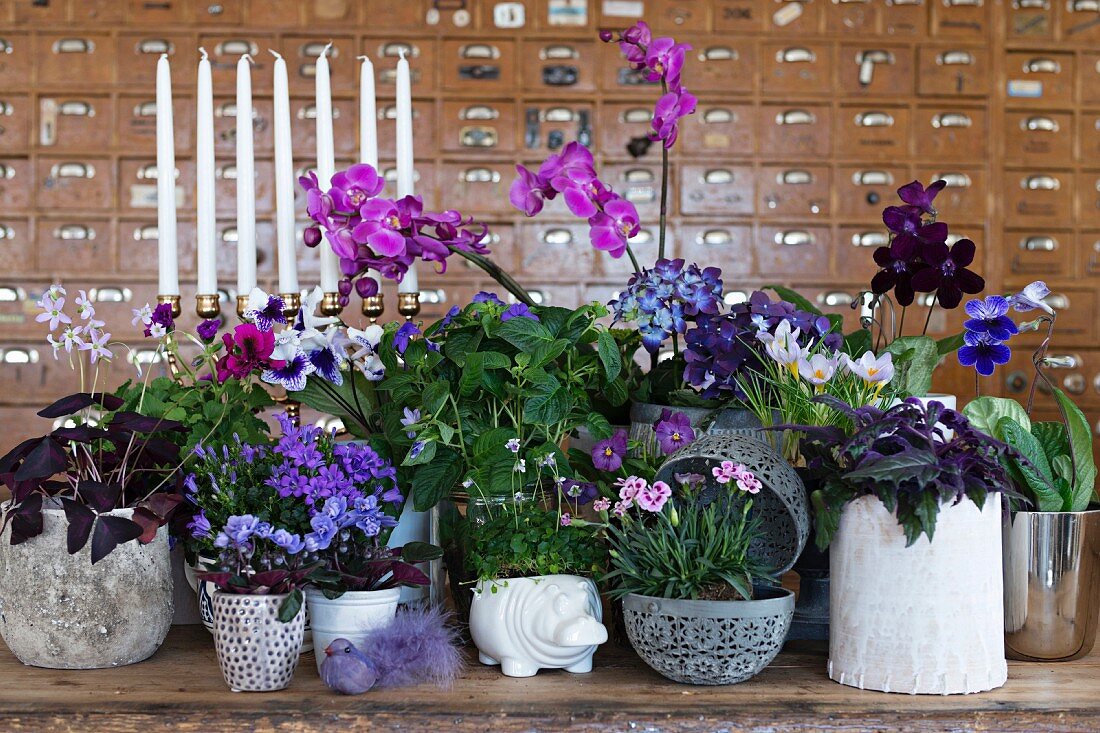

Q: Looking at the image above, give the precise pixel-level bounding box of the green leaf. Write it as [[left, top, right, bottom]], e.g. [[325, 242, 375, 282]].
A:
[[963, 396, 1031, 440], [278, 589, 303, 623], [883, 335, 938, 397], [603, 377, 629, 407], [1052, 388, 1097, 511], [459, 353, 486, 398], [999, 417, 1063, 511], [402, 439, 437, 466], [936, 332, 966, 357], [596, 330, 623, 382], [528, 339, 569, 369], [410, 448, 463, 511], [498, 317, 554, 352], [399, 541, 444, 563], [585, 412, 614, 441], [914, 491, 940, 544], [295, 371, 376, 436], [842, 328, 873, 358], [763, 285, 823, 316], [422, 381, 451, 416], [442, 329, 482, 367], [1032, 422, 1069, 465], [524, 388, 569, 426]]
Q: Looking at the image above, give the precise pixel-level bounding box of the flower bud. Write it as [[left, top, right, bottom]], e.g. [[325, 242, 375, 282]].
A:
[[338, 279, 354, 296], [598, 30, 614, 42], [669, 506, 679, 527], [355, 277, 379, 298], [303, 226, 322, 248]]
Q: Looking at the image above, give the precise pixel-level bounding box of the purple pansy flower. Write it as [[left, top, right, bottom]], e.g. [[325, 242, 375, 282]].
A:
[[501, 303, 540, 322], [963, 296, 1018, 342], [653, 409, 696, 455], [958, 331, 1011, 377], [591, 430, 628, 472]]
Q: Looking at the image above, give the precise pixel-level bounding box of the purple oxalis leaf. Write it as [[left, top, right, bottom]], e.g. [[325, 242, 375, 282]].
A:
[[13, 438, 66, 482], [37, 392, 123, 419], [61, 498, 96, 554], [77, 480, 122, 513], [89, 515, 143, 564]]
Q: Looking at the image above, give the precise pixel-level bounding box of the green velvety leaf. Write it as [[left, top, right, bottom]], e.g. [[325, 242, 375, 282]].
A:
[[585, 411, 614, 441], [459, 353, 486, 398], [410, 447, 463, 511], [422, 381, 451, 416], [883, 335, 938, 397], [603, 377, 629, 407], [442, 329, 482, 367], [536, 306, 573, 337], [474, 427, 517, 458], [278, 589, 302, 623], [498, 317, 554, 352], [963, 396, 1031, 440], [597, 330, 622, 382], [763, 285, 822, 317], [999, 417, 1063, 511], [1032, 421, 1069, 465], [936, 332, 966, 357], [402, 439, 436, 466], [1052, 388, 1098, 511], [528, 339, 569, 369], [524, 388, 569, 426]]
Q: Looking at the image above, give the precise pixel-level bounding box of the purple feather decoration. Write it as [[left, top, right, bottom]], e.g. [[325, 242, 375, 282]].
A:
[[364, 606, 465, 689]]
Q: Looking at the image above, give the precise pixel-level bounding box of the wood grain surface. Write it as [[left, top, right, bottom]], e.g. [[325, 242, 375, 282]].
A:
[[0, 626, 1096, 732]]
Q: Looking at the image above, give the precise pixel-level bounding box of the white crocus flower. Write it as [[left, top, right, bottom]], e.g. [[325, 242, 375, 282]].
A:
[[844, 351, 895, 385], [797, 353, 838, 385]]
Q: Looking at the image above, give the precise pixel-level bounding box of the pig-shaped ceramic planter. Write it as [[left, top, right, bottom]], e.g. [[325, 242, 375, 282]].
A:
[[470, 575, 608, 678]]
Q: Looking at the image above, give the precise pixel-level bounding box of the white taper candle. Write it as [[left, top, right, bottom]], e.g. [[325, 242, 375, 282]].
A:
[[235, 53, 257, 295], [271, 50, 298, 295], [156, 53, 179, 295], [196, 48, 217, 295]]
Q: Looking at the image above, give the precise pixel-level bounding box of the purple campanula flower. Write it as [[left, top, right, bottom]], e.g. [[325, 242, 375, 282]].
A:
[[653, 409, 696, 455], [501, 303, 540, 322], [197, 318, 221, 342], [591, 430, 628, 472], [188, 510, 212, 539], [472, 291, 504, 306], [400, 407, 421, 439], [963, 296, 1018, 342]]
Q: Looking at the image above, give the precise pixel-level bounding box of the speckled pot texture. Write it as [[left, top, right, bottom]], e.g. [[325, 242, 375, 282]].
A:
[[212, 593, 304, 692], [0, 505, 173, 669]]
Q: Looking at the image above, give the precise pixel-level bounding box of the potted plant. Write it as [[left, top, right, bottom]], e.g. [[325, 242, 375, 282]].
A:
[[0, 286, 184, 669], [959, 282, 1100, 661], [789, 397, 1011, 694], [600, 466, 793, 685]]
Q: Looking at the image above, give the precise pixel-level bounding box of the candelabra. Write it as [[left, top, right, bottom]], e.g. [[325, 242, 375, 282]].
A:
[[319, 291, 343, 317], [280, 292, 301, 319], [397, 291, 421, 320], [236, 294, 249, 320]]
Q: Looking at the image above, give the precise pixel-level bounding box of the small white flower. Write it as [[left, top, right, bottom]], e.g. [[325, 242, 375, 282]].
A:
[[147, 322, 167, 339], [843, 351, 894, 385], [270, 329, 303, 362], [540, 453, 556, 467], [462, 478, 475, 489], [299, 286, 339, 331], [75, 290, 95, 321], [513, 459, 526, 474], [358, 353, 385, 381], [505, 438, 521, 453], [1009, 281, 1054, 315], [131, 304, 153, 327]]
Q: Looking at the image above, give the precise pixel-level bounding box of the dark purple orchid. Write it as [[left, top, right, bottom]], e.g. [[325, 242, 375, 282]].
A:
[[591, 430, 628, 472], [653, 409, 695, 455], [910, 238, 985, 309], [870, 232, 925, 307], [501, 303, 540, 322], [897, 179, 946, 216]]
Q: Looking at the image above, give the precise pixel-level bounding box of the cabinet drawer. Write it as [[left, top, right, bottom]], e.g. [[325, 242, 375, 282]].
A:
[[200, 35, 274, 93], [213, 97, 275, 155], [119, 95, 196, 153], [1082, 54, 1100, 104], [37, 158, 112, 211], [713, 0, 766, 31], [37, 96, 115, 151], [1007, 0, 1055, 40], [290, 96, 357, 158], [279, 37, 355, 95], [651, 0, 711, 30], [517, 223, 597, 279], [1078, 172, 1100, 227], [1006, 230, 1072, 278], [441, 40, 516, 94], [757, 104, 832, 158], [756, 225, 832, 278], [0, 35, 29, 91], [602, 162, 666, 219], [1080, 231, 1100, 279], [194, 0, 244, 26], [214, 159, 275, 215], [914, 106, 988, 161], [521, 104, 594, 156], [836, 225, 890, 284], [0, 95, 29, 152], [882, 0, 929, 36], [441, 101, 518, 155], [834, 166, 911, 220], [1005, 51, 1074, 107], [36, 218, 114, 275], [126, 0, 188, 23], [931, 0, 990, 37], [1003, 169, 1074, 226], [520, 40, 596, 93], [1080, 113, 1100, 163], [118, 219, 198, 277], [1015, 289, 1095, 345], [1004, 111, 1073, 165], [597, 38, 660, 95], [0, 157, 32, 210], [533, 0, 595, 32], [914, 167, 987, 220], [438, 162, 513, 216], [766, 0, 824, 34], [679, 223, 754, 276], [363, 39, 437, 94], [246, 0, 302, 27], [681, 103, 754, 157], [836, 107, 910, 160], [599, 103, 659, 161], [214, 219, 276, 280], [0, 218, 33, 273], [682, 37, 756, 94], [757, 165, 830, 218], [679, 164, 754, 216], [604, 227, 663, 277], [378, 101, 436, 161], [116, 34, 194, 87], [917, 46, 990, 97], [825, 0, 880, 35], [118, 158, 195, 214], [761, 42, 833, 95], [838, 44, 916, 96], [0, 343, 80, 405], [1061, 0, 1100, 42], [36, 34, 112, 86]]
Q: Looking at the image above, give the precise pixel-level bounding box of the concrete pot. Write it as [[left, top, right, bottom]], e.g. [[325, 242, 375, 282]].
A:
[[470, 575, 607, 677], [0, 504, 173, 669], [829, 494, 1006, 695], [212, 593, 304, 692], [305, 587, 399, 674]]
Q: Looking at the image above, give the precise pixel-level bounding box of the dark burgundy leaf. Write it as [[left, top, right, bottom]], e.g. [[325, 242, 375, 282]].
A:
[[137, 437, 183, 466], [77, 480, 122, 513], [0, 437, 40, 473], [38, 392, 123, 419], [141, 493, 183, 522], [388, 561, 431, 587], [130, 507, 162, 544], [109, 411, 185, 434], [52, 425, 110, 443], [13, 438, 67, 482], [60, 498, 96, 554], [7, 493, 43, 546], [89, 515, 143, 564]]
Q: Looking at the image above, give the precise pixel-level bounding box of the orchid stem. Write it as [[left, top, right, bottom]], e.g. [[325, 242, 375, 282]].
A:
[[625, 244, 642, 275], [657, 80, 669, 262], [447, 247, 538, 308]]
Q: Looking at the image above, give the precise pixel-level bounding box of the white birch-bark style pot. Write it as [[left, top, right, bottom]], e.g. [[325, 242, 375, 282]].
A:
[[305, 587, 399, 674], [470, 575, 608, 678], [0, 505, 173, 669], [829, 494, 1007, 695]]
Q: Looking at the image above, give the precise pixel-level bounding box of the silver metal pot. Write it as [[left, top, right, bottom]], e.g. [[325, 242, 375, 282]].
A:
[[1003, 509, 1100, 661]]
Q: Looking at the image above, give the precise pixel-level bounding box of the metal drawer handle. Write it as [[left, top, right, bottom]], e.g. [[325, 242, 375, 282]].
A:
[[777, 47, 815, 64], [59, 101, 94, 117], [133, 225, 159, 241], [724, 290, 750, 306], [779, 169, 813, 185], [541, 44, 577, 60], [137, 39, 173, 55], [855, 111, 894, 127], [90, 286, 131, 303], [1025, 57, 1061, 74], [624, 187, 655, 204], [1023, 116, 1059, 132], [55, 224, 95, 241], [853, 232, 888, 247], [526, 290, 547, 305], [301, 41, 336, 58], [216, 40, 257, 57], [0, 347, 38, 365], [221, 227, 239, 243], [701, 46, 737, 61], [0, 164, 14, 180], [1046, 294, 1070, 309], [51, 162, 95, 178], [938, 50, 974, 65], [855, 49, 894, 64], [776, 109, 815, 125], [820, 291, 854, 307], [543, 107, 576, 122], [630, 229, 654, 245], [0, 39, 12, 54], [699, 229, 732, 245], [703, 108, 734, 124], [933, 112, 971, 128], [1023, 174, 1060, 190], [703, 169, 733, 184], [945, 0, 982, 6], [1021, 236, 1058, 251], [852, 170, 892, 186], [937, 172, 972, 187], [53, 39, 95, 54], [776, 230, 814, 246], [461, 167, 501, 183], [888, 0, 924, 5], [836, 0, 872, 4], [379, 105, 416, 121], [460, 44, 500, 60], [298, 62, 318, 79], [418, 288, 446, 305], [622, 108, 652, 123], [460, 127, 498, 148], [217, 165, 238, 180], [0, 101, 12, 116], [134, 101, 158, 117], [138, 163, 179, 180], [1070, 0, 1099, 11], [0, 224, 12, 239], [216, 102, 257, 119], [1014, 0, 1048, 7], [460, 105, 499, 121], [0, 286, 24, 301], [131, 349, 163, 365], [542, 228, 573, 245], [380, 42, 418, 58], [624, 168, 655, 183]]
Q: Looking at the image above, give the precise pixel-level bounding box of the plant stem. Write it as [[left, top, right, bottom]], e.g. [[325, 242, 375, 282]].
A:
[[625, 244, 642, 275], [657, 80, 669, 262], [447, 247, 537, 307], [897, 306, 906, 341], [1025, 314, 1057, 416], [922, 294, 938, 336]]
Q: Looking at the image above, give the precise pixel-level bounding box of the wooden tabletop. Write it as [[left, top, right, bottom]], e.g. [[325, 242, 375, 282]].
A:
[[0, 625, 1096, 732]]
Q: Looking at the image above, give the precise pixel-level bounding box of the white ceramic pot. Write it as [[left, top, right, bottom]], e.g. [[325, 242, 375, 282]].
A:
[[0, 505, 173, 669], [212, 593, 304, 692], [469, 575, 608, 678], [829, 494, 1007, 695], [386, 500, 431, 606], [305, 587, 400, 674]]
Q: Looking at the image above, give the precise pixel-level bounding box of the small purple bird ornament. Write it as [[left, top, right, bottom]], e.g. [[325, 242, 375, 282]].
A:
[[321, 638, 379, 695]]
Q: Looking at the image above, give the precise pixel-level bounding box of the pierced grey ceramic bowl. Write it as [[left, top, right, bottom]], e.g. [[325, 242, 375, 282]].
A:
[[623, 586, 795, 685], [212, 593, 304, 692]]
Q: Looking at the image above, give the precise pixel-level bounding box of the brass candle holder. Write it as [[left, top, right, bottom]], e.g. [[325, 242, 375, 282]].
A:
[[280, 292, 301, 319], [156, 294, 182, 319], [195, 293, 221, 320], [319, 291, 343, 317], [361, 294, 385, 322], [236, 295, 249, 319], [397, 291, 421, 320]]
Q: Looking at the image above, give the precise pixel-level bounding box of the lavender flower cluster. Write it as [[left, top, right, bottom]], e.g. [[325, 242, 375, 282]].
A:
[[609, 258, 722, 352], [37, 285, 114, 363]]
